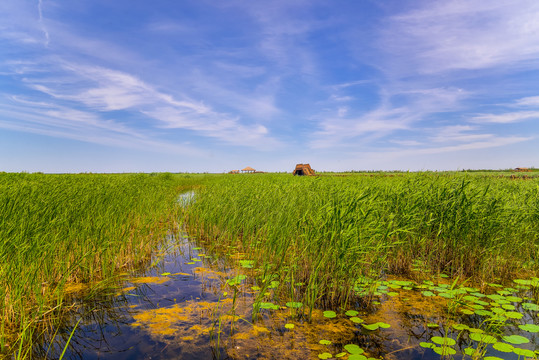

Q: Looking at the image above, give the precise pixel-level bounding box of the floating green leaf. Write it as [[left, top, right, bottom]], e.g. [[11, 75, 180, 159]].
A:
[[344, 344, 364, 354], [284, 323, 294, 329], [258, 302, 280, 310], [422, 291, 435, 297], [319, 339, 332, 345], [285, 302, 303, 308], [492, 342, 514, 352], [513, 348, 535, 357], [433, 346, 456, 355], [427, 323, 439, 328], [519, 324, 539, 332], [504, 311, 523, 319], [502, 335, 529, 344], [376, 322, 391, 329], [226, 274, 247, 286], [348, 355, 367, 360], [345, 310, 359, 317], [350, 317, 363, 324], [362, 323, 379, 331], [431, 336, 456, 346], [420, 342, 436, 349], [470, 333, 497, 344], [452, 323, 469, 331], [522, 302, 539, 311], [323, 311, 337, 318], [318, 352, 332, 359]]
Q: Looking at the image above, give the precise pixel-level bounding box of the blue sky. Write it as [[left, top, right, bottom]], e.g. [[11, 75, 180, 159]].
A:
[[1, 0, 538, 173]]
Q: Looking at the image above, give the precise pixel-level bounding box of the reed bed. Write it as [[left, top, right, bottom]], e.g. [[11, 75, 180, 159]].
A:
[[186, 173, 539, 311], [0, 172, 195, 356]]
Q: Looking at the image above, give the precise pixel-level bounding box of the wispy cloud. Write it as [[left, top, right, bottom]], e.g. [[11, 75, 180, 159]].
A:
[[11, 59, 281, 149], [514, 96, 539, 107], [471, 111, 539, 124], [382, 0, 539, 74], [312, 86, 470, 148]]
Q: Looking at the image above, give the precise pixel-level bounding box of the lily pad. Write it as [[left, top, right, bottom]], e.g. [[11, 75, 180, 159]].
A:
[[284, 323, 294, 329], [492, 342, 514, 352], [376, 322, 391, 329], [522, 302, 539, 311], [285, 302, 303, 308], [227, 274, 247, 286], [470, 333, 497, 344], [504, 311, 523, 319], [518, 324, 539, 332], [345, 310, 359, 317], [348, 355, 367, 360], [452, 323, 469, 331], [318, 352, 332, 359], [420, 342, 436, 349], [431, 336, 456, 346], [362, 323, 379, 331], [502, 335, 529, 344], [319, 339, 332, 345], [323, 311, 337, 318], [344, 344, 364, 354], [258, 302, 280, 310], [513, 348, 535, 357], [433, 346, 456, 356], [350, 317, 363, 324]]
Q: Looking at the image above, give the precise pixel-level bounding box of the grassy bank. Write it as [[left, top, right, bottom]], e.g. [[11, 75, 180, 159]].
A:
[[0, 172, 197, 357], [185, 173, 539, 311]]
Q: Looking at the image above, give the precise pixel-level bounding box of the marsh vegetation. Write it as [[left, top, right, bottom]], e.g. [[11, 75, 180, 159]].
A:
[[1, 171, 538, 359]]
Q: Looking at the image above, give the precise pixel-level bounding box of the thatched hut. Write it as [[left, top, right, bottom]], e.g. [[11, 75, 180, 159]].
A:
[[242, 166, 256, 173], [293, 163, 315, 176], [515, 167, 530, 172]]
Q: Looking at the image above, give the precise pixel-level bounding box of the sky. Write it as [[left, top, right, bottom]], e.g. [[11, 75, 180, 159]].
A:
[[1, 0, 538, 173]]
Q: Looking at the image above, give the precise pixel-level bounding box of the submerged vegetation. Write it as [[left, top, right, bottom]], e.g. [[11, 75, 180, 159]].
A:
[[1, 171, 538, 359]]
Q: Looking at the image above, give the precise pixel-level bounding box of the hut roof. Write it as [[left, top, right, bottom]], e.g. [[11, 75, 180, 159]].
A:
[[242, 166, 255, 171]]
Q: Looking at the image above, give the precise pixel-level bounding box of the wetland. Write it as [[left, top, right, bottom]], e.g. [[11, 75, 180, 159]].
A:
[[1, 171, 538, 359]]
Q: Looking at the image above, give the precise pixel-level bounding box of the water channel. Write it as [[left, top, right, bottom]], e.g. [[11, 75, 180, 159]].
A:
[[37, 192, 539, 359]]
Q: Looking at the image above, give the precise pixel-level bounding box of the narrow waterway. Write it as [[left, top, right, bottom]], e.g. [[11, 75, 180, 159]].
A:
[[37, 193, 538, 359]]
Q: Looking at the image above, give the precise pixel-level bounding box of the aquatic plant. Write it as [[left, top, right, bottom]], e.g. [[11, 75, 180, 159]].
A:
[[0, 172, 199, 357]]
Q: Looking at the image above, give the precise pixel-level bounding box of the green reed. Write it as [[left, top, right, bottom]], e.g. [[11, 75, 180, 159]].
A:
[[185, 173, 539, 311], [0, 172, 196, 356]]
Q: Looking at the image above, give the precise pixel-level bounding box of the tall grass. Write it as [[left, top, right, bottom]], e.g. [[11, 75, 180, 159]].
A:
[[0, 172, 195, 356], [185, 173, 539, 311]]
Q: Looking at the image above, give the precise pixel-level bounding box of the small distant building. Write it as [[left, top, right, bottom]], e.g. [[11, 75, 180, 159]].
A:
[[242, 166, 256, 173], [515, 167, 530, 172], [229, 170, 240, 174], [293, 163, 315, 176]]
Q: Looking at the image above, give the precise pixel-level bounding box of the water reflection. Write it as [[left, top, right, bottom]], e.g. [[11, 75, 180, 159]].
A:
[[35, 232, 539, 360]]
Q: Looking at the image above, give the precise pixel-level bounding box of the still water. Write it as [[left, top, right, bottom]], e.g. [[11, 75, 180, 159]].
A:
[[38, 203, 538, 360]]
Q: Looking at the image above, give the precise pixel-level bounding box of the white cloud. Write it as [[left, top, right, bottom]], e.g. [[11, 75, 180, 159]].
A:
[[471, 111, 539, 123], [17, 61, 281, 148], [514, 96, 539, 107], [312, 87, 470, 148], [382, 0, 539, 74]]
